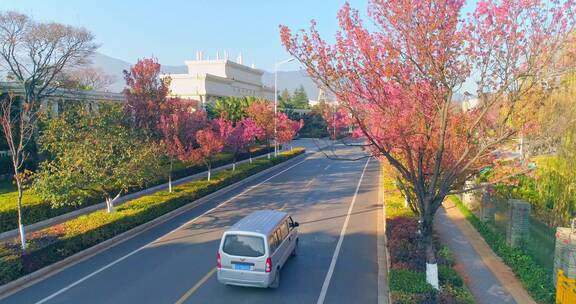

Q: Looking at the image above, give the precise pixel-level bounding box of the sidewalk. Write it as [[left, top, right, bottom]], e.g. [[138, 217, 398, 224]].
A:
[[434, 200, 536, 304]]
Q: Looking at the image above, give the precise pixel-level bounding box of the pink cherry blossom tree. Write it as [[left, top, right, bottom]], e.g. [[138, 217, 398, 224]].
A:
[[276, 113, 304, 150], [281, 0, 575, 288], [190, 118, 230, 181], [240, 117, 264, 163], [319, 103, 350, 140], [158, 98, 207, 192]]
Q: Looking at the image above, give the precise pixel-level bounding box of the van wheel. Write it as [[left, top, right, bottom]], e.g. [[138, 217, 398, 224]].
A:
[[270, 269, 280, 289], [291, 239, 298, 257]]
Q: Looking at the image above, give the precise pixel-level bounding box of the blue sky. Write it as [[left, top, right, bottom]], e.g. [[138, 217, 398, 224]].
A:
[[0, 0, 373, 71]]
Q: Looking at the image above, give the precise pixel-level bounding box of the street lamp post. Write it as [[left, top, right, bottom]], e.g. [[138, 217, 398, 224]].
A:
[[274, 58, 295, 157]]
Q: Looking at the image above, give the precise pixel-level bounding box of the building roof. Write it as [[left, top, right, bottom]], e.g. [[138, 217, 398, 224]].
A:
[[183, 59, 265, 75], [0, 81, 125, 103], [228, 210, 288, 236]]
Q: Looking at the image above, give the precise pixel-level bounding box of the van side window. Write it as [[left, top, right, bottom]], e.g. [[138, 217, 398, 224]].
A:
[[280, 221, 289, 239], [268, 233, 278, 253], [275, 230, 284, 245], [288, 217, 295, 230]]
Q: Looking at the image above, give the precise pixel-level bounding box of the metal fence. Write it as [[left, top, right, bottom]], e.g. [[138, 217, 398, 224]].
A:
[[475, 196, 556, 270]]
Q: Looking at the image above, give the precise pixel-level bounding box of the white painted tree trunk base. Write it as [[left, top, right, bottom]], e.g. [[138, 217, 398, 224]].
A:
[[232, 162, 236, 171], [426, 263, 439, 290], [19, 224, 26, 250], [105, 192, 122, 213]]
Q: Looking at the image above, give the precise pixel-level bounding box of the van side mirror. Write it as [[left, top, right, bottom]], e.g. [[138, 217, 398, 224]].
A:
[[291, 222, 300, 228]]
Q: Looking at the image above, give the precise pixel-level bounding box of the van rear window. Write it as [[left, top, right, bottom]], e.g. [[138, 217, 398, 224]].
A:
[[223, 235, 265, 257]]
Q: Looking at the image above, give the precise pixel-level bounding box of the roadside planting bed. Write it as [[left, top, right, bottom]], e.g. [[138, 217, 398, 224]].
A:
[[383, 165, 474, 304], [0, 146, 273, 233]]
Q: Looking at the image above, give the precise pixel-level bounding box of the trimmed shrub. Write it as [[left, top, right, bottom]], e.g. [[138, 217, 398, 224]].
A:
[[0, 244, 22, 285], [389, 268, 436, 294], [387, 217, 425, 271], [439, 265, 463, 288], [0, 154, 12, 175], [2, 149, 304, 285]]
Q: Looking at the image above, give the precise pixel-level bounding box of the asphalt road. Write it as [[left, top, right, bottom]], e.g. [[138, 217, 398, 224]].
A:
[[1, 142, 385, 304]]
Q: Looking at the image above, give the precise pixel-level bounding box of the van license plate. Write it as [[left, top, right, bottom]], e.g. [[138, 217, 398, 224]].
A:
[[234, 263, 251, 271]]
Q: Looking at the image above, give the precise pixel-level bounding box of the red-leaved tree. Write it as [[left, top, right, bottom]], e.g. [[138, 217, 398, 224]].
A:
[[123, 57, 171, 139], [158, 99, 207, 191], [246, 100, 275, 158], [276, 113, 303, 150], [240, 117, 264, 163], [190, 118, 230, 181], [281, 0, 575, 288], [319, 103, 350, 140]]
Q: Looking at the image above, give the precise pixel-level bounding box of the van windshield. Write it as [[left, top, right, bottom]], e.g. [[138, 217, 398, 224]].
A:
[[223, 234, 265, 257]]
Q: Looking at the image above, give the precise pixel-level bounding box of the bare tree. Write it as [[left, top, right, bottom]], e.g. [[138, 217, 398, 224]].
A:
[[0, 11, 97, 250], [60, 66, 116, 91], [0, 92, 35, 249]]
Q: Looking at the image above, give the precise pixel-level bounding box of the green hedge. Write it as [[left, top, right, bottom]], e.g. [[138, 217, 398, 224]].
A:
[[449, 195, 555, 304], [0, 154, 12, 175], [0, 149, 304, 285], [0, 146, 273, 233]]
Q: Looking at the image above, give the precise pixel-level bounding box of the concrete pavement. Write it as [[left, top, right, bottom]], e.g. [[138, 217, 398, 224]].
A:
[[1, 143, 385, 304], [435, 200, 536, 304]]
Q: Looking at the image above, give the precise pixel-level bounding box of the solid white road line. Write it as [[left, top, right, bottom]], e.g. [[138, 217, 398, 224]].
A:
[[316, 158, 370, 304], [33, 157, 310, 304]]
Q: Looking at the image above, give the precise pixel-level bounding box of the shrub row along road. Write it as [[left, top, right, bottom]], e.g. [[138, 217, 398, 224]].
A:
[[1, 143, 384, 304]]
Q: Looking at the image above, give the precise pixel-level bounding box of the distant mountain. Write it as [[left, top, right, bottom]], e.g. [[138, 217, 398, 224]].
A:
[[262, 70, 319, 100], [89, 53, 319, 98], [88, 53, 187, 92]]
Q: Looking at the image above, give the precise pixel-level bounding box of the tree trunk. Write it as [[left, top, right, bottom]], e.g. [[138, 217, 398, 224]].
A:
[[16, 178, 26, 250], [249, 151, 253, 164], [232, 154, 237, 171], [168, 158, 173, 193], [105, 191, 122, 213], [207, 162, 212, 181], [421, 212, 439, 290], [106, 197, 114, 213]]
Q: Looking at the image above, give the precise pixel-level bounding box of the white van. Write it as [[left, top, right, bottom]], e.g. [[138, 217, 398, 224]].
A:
[[217, 210, 299, 288]]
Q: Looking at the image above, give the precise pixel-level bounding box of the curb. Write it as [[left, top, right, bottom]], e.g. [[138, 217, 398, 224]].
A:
[[378, 164, 392, 304], [0, 153, 307, 299]]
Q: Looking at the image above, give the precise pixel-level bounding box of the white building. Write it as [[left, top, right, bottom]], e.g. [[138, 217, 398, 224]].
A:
[[461, 97, 479, 111], [163, 52, 275, 107]]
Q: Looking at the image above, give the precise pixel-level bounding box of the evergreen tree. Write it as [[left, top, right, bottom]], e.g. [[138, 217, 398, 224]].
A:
[[291, 85, 309, 109]]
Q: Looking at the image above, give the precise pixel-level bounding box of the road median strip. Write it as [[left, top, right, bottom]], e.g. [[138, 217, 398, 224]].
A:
[[0, 149, 305, 298], [0, 146, 275, 240]]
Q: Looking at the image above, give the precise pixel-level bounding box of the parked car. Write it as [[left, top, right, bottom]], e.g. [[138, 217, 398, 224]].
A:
[[217, 210, 299, 288]]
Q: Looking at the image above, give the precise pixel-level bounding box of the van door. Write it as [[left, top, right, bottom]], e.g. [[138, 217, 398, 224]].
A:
[[279, 220, 293, 264], [268, 231, 281, 271]]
